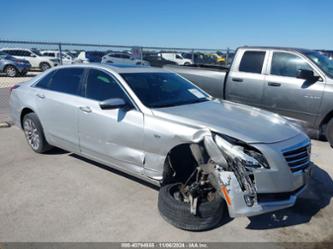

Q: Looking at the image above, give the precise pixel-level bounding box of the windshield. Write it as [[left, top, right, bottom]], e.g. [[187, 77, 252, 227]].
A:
[[121, 73, 210, 108], [303, 51, 333, 78]]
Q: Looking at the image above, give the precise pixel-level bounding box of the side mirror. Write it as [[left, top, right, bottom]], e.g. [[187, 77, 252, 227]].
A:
[[297, 69, 314, 80], [99, 98, 128, 110]]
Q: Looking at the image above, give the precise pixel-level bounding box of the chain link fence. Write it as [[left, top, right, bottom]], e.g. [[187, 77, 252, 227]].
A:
[[0, 39, 233, 121]]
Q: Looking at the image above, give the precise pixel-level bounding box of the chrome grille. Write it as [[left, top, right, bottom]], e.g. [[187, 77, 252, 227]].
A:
[[283, 144, 311, 173]]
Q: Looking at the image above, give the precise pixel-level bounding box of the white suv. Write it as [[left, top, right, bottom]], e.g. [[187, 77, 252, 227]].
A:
[[160, 52, 192, 65], [0, 48, 60, 71]]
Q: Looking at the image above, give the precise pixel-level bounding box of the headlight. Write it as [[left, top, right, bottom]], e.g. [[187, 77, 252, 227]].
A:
[[214, 134, 269, 169]]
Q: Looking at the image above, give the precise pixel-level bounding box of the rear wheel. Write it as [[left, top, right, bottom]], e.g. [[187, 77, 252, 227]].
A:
[[326, 118, 333, 147], [4, 65, 18, 77], [158, 183, 225, 231], [40, 62, 51, 71], [23, 113, 52, 153]]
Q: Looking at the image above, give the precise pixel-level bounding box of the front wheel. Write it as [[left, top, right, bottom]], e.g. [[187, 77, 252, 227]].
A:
[[4, 65, 18, 77], [40, 62, 51, 71], [326, 118, 333, 148], [158, 183, 225, 231], [23, 113, 52, 153]]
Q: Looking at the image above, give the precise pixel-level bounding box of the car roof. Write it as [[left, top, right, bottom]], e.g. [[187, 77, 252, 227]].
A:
[[238, 46, 313, 54], [52, 63, 168, 74]]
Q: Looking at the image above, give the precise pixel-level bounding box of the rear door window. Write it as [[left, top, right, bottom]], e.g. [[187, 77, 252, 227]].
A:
[[48, 68, 84, 95], [239, 51, 266, 74]]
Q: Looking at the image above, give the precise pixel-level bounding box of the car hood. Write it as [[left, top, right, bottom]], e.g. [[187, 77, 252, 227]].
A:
[[152, 100, 301, 144]]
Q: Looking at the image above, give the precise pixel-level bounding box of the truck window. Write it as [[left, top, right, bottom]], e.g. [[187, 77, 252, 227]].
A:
[[271, 52, 312, 78], [239, 51, 266, 74]]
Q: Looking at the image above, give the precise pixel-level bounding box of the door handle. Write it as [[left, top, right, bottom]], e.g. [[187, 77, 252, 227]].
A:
[[36, 93, 45, 99], [232, 78, 243, 82], [79, 106, 92, 113], [268, 82, 281, 87]]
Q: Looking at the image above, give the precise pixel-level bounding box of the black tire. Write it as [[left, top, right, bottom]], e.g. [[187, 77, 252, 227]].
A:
[[4, 65, 18, 77], [40, 62, 51, 71], [20, 71, 28, 77], [158, 183, 225, 231], [184, 62, 191, 66], [326, 118, 333, 148], [23, 113, 52, 153]]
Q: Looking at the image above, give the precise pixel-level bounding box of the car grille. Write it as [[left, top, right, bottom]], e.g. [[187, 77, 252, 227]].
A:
[[283, 143, 311, 173]]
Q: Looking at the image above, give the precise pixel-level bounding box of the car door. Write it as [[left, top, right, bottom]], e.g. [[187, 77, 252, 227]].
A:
[[34, 67, 85, 153], [225, 50, 268, 107], [78, 68, 145, 174], [263, 51, 325, 127]]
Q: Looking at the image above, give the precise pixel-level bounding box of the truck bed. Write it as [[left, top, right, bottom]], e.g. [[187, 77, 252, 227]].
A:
[[164, 64, 228, 99]]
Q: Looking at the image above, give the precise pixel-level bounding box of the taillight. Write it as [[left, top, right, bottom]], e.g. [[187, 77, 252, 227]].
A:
[[10, 85, 20, 93]]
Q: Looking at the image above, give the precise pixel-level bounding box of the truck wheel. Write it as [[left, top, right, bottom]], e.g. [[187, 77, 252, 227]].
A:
[[23, 113, 52, 153], [158, 183, 225, 231], [326, 118, 333, 148], [5, 65, 18, 77], [40, 62, 51, 71]]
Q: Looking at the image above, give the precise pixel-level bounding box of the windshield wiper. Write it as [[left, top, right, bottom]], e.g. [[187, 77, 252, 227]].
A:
[[152, 98, 209, 108]]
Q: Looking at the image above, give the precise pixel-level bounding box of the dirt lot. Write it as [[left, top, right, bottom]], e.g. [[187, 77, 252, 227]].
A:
[[0, 75, 332, 242]]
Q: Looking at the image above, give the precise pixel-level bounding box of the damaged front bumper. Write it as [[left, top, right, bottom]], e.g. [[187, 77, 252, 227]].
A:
[[202, 133, 312, 218], [218, 166, 312, 217]]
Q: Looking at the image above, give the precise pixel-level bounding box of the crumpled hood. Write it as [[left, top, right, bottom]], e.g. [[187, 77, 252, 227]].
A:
[[152, 100, 301, 144]]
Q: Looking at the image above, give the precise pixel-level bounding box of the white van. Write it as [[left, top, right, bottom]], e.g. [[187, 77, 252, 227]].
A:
[[160, 52, 192, 65]]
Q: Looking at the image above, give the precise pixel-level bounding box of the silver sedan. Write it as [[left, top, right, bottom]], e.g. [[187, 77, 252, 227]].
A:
[[10, 64, 312, 231]]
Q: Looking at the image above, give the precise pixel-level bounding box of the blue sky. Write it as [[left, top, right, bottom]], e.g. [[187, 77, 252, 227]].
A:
[[0, 0, 332, 49]]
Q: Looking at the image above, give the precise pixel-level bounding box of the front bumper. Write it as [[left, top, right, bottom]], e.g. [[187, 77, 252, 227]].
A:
[[220, 165, 312, 217], [214, 133, 312, 217]]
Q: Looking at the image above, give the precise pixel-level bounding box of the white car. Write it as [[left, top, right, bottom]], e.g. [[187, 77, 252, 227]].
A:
[[160, 52, 192, 65], [102, 52, 149, 65], [0, 48, 60, 71], [41, 50, 74, 65]]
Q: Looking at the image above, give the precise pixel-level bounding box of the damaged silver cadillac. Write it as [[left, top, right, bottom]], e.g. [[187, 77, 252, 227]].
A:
[[10, 64, 312, 231]]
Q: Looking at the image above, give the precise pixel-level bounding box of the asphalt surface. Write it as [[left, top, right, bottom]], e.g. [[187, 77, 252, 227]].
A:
[[0, 75, 332, 242]]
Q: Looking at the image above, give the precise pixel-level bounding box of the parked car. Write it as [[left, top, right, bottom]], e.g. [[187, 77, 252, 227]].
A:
[[143, 55, 177, 67], [75, 51, 105, 63], [160, 52, 192, 65], [10, 64, 311, 231], [0, 51, 31, 77], [101, 52, 149, 65], [317, 50, 333, 60], [0, 48, 60, 71], [165, 46, 333, 147], [41, 50, 74, 65]]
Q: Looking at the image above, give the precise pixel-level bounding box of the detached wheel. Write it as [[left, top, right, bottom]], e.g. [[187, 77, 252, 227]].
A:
[[5, 65, 18, 77], [158, 183, 225, 231], [326, 118, 333, 148], [23, 113, 52, 153], [40, 62, 51, 71]]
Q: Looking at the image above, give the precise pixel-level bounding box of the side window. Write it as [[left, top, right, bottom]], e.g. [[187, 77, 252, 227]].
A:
[[4, 50, 16, 56], [176, 54, 182, 59], [35, 70, 56, 89], [271, 52, 313, 78], [48, 68, 84, 95], [122, 54, 130, 59], [85, 69, 127, 101], [20, 51, 31, 57], [239, 51, 266, 74]]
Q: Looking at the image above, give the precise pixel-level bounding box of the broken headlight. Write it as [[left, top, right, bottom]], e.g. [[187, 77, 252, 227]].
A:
[[214, 134, 269, 169]]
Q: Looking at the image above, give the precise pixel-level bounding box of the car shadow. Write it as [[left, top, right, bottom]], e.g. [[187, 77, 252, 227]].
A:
[[69, 153, 160, 191], [44, 147, 69, 155], [246, 164, 333, 230]]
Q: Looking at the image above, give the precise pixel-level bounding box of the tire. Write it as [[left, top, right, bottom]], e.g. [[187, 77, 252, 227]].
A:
[[40, 62, 51, 71], [4, 65, 18, 77], [184, 62, 191, 66], [23, 113, 52, 153], [326, 118, 333, 148], [158, 183, 225, 231]]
